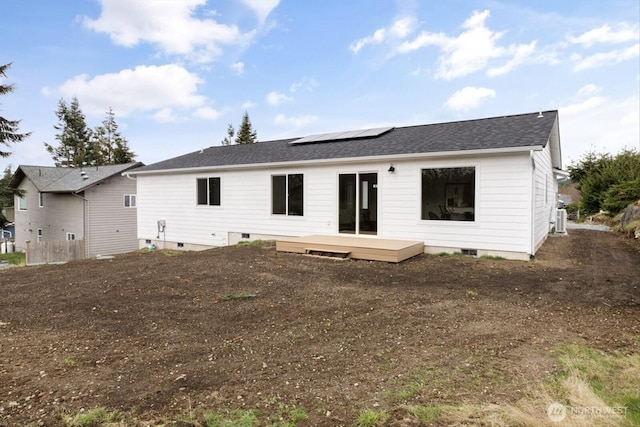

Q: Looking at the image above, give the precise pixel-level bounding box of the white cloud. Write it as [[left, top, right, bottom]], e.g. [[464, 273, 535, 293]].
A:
[[444, 86, 496, 111], [239, 0, 280, 23], [266, 91, 292, 106], [568, 23, 640, 47], [152, 108, 179, 123], [82, 0, 250, 63], [274, 114, 318, 127], [487, 41, 537, 76], [577, 84, 600, 97], [289, 76, 318, 93], [350, 16, 417, 53], [560, 96, 639, 162], [194, 106, 221, 121], [572, 44, 640, 71], [560, 96, 606, 116], [230, 61, 245, 76], [397, 10, 536, 80], [241, 101, 255, 110], [56, 64, 206, 117]]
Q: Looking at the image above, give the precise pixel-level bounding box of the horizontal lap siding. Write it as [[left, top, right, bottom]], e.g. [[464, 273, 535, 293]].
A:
[[137, 166, 337, 247], [137, 153, 535, 256], [533, 143, 555, 251], [14, 180, 84, 252], [85, 175, 139, 256], [380, 153, 533, 254]]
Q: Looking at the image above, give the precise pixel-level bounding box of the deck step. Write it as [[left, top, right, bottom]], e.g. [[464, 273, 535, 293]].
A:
[[305, 247, 350, 259]]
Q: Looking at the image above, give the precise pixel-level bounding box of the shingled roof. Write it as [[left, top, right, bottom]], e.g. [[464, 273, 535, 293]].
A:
[[12, 162, 143, 193], [132, 110, 560, 174]]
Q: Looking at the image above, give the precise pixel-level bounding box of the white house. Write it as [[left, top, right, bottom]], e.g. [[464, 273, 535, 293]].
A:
[[127, 111, 563, 260]]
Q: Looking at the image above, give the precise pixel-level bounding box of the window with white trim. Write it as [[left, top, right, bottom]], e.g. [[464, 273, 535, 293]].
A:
[[18, 193, 27, 211], [272, 174, 303, 216], [39, 192, 44, 208], [37, 228, 42, 242], [196, 177, 221, 206], [66, 232, 76, 241], [421, 167, 475, 221], [124, 194, 137, 208]]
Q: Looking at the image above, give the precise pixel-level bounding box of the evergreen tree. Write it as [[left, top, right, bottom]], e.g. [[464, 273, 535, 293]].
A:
[[221, 123, 235, 146], [45, 97, 95, 167], [235, 111, 257, 144], [92, 108, 135, 164], [0, 63, 31, 158], [0, 165, 14, 226]]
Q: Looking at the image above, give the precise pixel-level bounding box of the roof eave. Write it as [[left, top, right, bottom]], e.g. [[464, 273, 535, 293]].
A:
[[128, 145, 545, 176]]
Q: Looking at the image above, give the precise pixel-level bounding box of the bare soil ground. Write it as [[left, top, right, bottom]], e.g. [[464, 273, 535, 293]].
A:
[[1, 229, 639, 426]]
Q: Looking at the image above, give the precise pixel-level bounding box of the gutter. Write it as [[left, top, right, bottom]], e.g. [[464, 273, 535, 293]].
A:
[[128, 145, 546, 176]]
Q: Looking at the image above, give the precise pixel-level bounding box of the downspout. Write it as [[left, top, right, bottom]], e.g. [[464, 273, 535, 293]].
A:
[[71, 193, 89, 258]]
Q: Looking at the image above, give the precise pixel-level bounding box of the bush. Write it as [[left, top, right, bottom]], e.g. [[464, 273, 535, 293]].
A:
[[602, 178, 640, 213], [569, 149, 640, 215]]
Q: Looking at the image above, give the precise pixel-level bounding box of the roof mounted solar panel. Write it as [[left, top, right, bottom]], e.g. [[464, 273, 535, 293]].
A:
[[290, 126, 394, 145]]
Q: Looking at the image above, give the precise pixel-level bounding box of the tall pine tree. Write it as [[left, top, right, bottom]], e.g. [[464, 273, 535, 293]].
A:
[[92, 108, 135, 164], [235, 111, 257, 144], [221, 123, 235, 146], [45, 97, 96, 167], [0, 63, 31, 158]]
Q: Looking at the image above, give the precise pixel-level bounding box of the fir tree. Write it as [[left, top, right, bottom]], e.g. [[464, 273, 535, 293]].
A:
[[0, 63, 31, 158], [92, 108, 135, 164], [235, 111, 257, 144], [221, 123, 235, 146], [45, 97, 95, 167]]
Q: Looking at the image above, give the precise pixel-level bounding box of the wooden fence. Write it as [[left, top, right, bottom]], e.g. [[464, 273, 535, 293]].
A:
[[26, 240, 85, 265]]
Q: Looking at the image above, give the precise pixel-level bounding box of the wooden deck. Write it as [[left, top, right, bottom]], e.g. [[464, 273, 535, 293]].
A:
[[276, 235, 425, 263]]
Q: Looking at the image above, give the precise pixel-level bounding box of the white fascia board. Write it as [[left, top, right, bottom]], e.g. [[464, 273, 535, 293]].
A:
[[127, 145, 544, 176]]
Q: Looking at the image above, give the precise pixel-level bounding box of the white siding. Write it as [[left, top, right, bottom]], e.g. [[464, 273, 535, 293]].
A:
[[380, 153, 533, 256], [137, 150, 538, 258], [532, 142, 557, 252]]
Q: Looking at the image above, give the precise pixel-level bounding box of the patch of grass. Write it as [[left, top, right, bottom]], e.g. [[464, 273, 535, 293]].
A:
[[555, 344, 640, 426], [381, 367, 441, 404], [466, 289, 478, 297], [63, 357, 77, 368], [162, 250, 185, 256], [66, 406, 123, 426], [266, 403, 308, 427], [355, 408, 389, 427], [236, 240, 264, 247], [218, 293, 256, 302], [0, 252, 25, 265], [203, 408, 259, 427], [435, 252, 464, 257], [480, 255, 506, 260], [407, 404, 442, 423]]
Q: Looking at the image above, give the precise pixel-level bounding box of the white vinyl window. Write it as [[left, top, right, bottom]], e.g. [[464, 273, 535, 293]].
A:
[[124, 194, 137, 208], [37, 228, 42, 242], [66, 232, 76, 241], [39, 192, 44, 208], [18, 193, 27, 211]]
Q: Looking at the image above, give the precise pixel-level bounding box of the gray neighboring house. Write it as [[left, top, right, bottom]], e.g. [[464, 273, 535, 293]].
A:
[[11, 162, 143, 257]]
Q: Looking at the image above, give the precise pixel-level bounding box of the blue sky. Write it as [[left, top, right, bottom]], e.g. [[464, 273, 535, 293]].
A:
[[1, 0, 638, 171]]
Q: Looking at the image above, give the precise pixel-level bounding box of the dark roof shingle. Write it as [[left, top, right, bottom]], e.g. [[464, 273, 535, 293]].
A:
[[135, 111, 558, 173]]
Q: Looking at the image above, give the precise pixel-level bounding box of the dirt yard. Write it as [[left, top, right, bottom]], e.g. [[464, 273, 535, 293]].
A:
[[0, 229, 638, 426]]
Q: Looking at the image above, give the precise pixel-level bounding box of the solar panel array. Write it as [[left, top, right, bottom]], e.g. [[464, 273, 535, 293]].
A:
[[290, 126, 394, 145]]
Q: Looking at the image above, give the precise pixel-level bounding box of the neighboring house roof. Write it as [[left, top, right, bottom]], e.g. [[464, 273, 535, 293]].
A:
[[131, 110, 561, 175], [11, 162, 144, 193]]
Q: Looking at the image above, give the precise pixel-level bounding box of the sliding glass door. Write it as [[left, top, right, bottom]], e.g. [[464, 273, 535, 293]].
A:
[[338, 172, 377, 235]]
